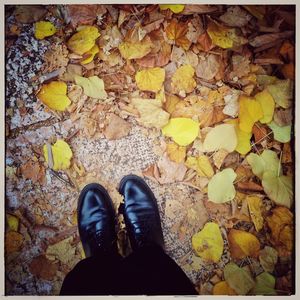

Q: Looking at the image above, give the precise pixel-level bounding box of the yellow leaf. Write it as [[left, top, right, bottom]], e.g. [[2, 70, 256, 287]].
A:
[[6, 214, 19, 232], [135, 67, 165, 93], [119, 36, 153, 60], [208, 168, 237, 203], [207, 19, 247, 49], [34, 21, 56, 40], [162, 118, 199, 146], [266, 206, 293, 254], [171, 65, 196, 95], [164, 95, 180, 114], [37, 81, 71, 111], [235, 125, 252, 155], [267, 79, 293, 109], [166, 143, 186, 163], [203, 124, 237, 153], [213, 281, 237, 295], [159, 4, 185, 13], [43, 140, 73, 171], [247, 196, 264, 232], [238, 95, 263, 133], [75, 75, 107, 99], [166, 19, 191, 50], [5, 231, 24, 253], [67, 26, 100, 55], [192, 222, 224, 263], [185, 155, 214, 178], [132, 98, 170, 129], [228, 229, 260, 259], [81, 44, 99, 65], [255, 90, 275, 124]]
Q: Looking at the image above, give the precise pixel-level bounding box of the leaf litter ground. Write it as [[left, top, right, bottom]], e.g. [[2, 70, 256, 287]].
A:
[[5, 4, 294, 295]]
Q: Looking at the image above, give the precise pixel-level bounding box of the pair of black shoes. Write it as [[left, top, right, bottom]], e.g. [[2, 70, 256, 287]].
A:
[[78, 175, 164, 257]]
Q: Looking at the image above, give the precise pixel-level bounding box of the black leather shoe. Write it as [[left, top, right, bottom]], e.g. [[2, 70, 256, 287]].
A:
[[78, 183, 117, 257], [119, 175, 165, 251]]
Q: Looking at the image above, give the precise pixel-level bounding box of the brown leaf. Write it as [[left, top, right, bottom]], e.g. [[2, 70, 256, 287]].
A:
[[20, 160, 45, 184], [67, 5, 107, 27], [236, 181, 264, 192], [104, 113, 131, 140], [165, 19, 191, 51], [155, 155, 187, 184], [14, 5, 47, 23], [5, 231, 24, 253], [181, 5, 218, 15], [229, 55, 251, 79], [273, 108, 292, 126], [197, 32, 214, 52], [249, 31, 294, 47], [252, 124, 269, 144], [196, 53, 221, 81], [29, 255, 58, 280], [219, 6, 252, 27], [282, 143, 292, 163]]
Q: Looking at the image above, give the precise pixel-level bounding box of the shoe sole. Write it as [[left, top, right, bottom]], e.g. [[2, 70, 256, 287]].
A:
[[118, 174, 165, 249]]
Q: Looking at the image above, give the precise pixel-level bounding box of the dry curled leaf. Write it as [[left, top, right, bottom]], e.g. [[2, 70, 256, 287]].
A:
[[104, 113, 131, 140]]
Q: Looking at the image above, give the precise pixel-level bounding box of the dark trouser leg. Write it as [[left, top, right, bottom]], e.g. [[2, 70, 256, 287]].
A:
[[60, 251, 122, 295], [120, 243, 198, 295]]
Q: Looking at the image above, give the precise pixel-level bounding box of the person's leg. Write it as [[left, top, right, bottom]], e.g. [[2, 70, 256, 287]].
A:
[[60, 183, 120, 295], [121, 243, 197, 295], [60, 251, 122, 295], [119, 175, 197, 295]]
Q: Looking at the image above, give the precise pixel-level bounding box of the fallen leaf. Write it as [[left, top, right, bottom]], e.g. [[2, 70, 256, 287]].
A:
[[213, 281, 237, 295], [262, 171, 293, 208], [43, 140, 73, 171], [196, 53, 220, 80], [104, 113, 131, 140], [135, 67, 165, 92], [182, 5, 218, 15], [156, 155, 187, 184], [171, 65, 196, 96], [246, 149, 280, 180], [81, 44, 99, 65], [208, 168, 237, 203], [163, 94, 181, 114], [235, 125, 252, 155], [268, 121, 291, 143], [282, 142, 292, 163], [259, 246, 278, 273], [67, 5, 107, 28], [274, 108, 292, 127], [60, 64, 83, 82], [266, 206, 293, 254], [119, 35, 153, 60], [219, 6, 252, 27], [166, 19, 191, 50], [14, 5, 47, 23], [252, 124, 268, 144], [37, 81, 71, 111], [238, 95, 263, 133], [75, 75, 107, 99], [162, 117, 199, 146], [67, 26, 100, 55], [46, 237, 76, 265], [224, 262, 255, 295], [254, 89, 275, 124], [228, 228, 260, 259], [247, 196, 263, 231], [207, 19, 247, 49], [185, 155, 214, 178], [34, 21, 56, 40], [267, 79, 293, 109], [281, 63, 295, 80], [166, 142, 186, 163], [192, 222, 224, 263], [6, 214, 19, 232], [29, 255, 58, 280], [222, 89, 240, 118], [132, 98, 170, 129], [243, 5, 265, 20], [159, 4, 185, 13], [5, 231, 24, 253], [212, 149, 229, 169], [20, 160, 45, 184], [203, 124, 238, 153], [251, 272, 276, 295]]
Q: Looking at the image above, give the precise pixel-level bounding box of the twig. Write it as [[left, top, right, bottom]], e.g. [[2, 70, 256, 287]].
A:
[[50, 169, 75, 188]]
